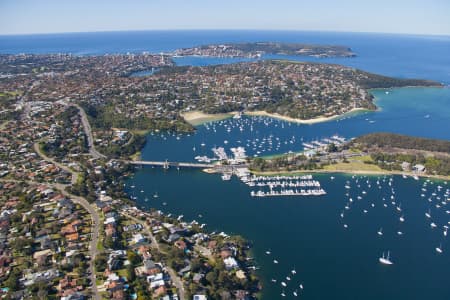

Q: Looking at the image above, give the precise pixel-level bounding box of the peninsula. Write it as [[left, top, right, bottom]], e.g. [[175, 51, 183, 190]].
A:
[[0, 54, 441, 162], [172, 42, 357, 58]]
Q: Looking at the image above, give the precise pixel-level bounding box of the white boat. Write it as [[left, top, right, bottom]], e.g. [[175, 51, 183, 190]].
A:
[[293, 291, 298, 297], [281, 292, 286, 297], [436, 244, 443, 253], [273, 259, 279, 264], [299, 283, 304, 289], [425, 210, 431, 218], [281, 282, 287, 287], [221, 173, 231, 181], [153, 192, 159, 198], [377, 228, 383, 236], [379, 251, 393, 265], [399, 216, 405, 222], [431, 222, 437, 228], [265, 250, 271, 255]]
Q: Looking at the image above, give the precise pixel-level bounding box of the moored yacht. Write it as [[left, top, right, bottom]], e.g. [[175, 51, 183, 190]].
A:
[[379, 251, 393, 265]]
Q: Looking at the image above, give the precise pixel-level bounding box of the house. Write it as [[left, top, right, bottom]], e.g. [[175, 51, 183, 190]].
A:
[[401, 161, 411, 171], [132, 233, 145, 244], [235, 270, 246, 280], [223, 257, 238, 269], [153, 285, 167, 298], [33, 249, 54, 266], [174, 239, 187, 251], [192, 273, 204, 283], [135, 259, 161, 276], [413, 164, 426, 173]]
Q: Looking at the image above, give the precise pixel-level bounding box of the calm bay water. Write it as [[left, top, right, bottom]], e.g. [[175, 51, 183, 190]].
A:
[[132, 87, 450, 300], [3, 31, 450, 299]]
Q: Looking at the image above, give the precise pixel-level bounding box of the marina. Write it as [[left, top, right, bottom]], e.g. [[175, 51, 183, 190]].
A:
[[130, 87, 450, 299], [120, 33, 450, 300]]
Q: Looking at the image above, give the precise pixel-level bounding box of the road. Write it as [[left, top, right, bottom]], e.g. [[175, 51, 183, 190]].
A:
[[73, 104, 106, 160], [121, 212, 186, 300], [33, 142, 79, 185], [32, 140, 101, 299], [0, 179, 101, 300], [53, 183, 101, 300]]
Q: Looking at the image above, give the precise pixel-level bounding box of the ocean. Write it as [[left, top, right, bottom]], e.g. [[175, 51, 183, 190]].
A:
[[3, 30, 450, 299]]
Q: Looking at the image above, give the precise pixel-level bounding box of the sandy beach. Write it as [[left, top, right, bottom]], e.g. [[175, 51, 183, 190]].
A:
[[183, 108, 369, 126], [244, 107, 369, 124], [181, 110, 233, 126]]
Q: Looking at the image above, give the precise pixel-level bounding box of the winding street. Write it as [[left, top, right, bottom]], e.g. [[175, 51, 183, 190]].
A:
[[0, 178, 101, 300], [52, 183, 101, 300], [33, 142, 79, 185], [73, 104, 106, 160], [121, 212, 186, 300]]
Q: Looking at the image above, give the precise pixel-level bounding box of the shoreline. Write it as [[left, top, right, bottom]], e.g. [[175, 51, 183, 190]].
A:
[[250, 168, 450, 181], [244, 107, 369, 124], [182, 107, 370, 126], [181, 110, 234, 126]]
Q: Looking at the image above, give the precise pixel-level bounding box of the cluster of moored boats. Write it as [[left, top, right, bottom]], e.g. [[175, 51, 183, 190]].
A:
[[200, 116, 348, 157], [243, 174, 326, 197], [339, 174, 449, 266], [251, 189, 326, 197]]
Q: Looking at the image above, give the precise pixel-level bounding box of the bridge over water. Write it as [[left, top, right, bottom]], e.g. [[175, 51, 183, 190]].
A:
[[127, 160, 248, 170], [128, 160, 213, 168]]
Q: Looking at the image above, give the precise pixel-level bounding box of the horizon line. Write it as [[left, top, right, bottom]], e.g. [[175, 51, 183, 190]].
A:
[[1, 28, 449, 38]]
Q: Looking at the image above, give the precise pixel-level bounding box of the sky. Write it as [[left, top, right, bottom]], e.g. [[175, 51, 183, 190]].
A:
[[1, 0, 449, 36]]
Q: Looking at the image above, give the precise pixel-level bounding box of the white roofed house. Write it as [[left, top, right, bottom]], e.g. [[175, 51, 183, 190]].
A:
[[223, 256, 239, 269], [413, 164, 426, 174]]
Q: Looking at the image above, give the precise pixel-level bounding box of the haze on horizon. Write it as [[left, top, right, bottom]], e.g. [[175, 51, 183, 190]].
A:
[[1, 0, 449, 36]]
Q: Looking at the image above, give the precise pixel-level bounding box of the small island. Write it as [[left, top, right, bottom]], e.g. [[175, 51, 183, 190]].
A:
[[172, 42, 357, 58]]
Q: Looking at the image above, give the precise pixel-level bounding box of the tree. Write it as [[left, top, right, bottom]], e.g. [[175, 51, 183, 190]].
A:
[[94, 253, 107, 272], [327, 143, 338, 153], [127, 250, 141, 266]]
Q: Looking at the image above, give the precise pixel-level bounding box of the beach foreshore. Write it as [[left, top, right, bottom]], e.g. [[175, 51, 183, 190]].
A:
[[182, 108, 370, 126], [181, 110, 233, 125], [244, 107, 369, 124]]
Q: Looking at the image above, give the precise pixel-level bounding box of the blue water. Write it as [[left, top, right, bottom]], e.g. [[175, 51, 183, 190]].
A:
[[143, 87, 450, 163], [1, 30, 450, 84], [4, 30, 450, 299]]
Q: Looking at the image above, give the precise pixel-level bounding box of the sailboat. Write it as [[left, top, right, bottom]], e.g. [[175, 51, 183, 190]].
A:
[[379, 251, 393, 265]]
